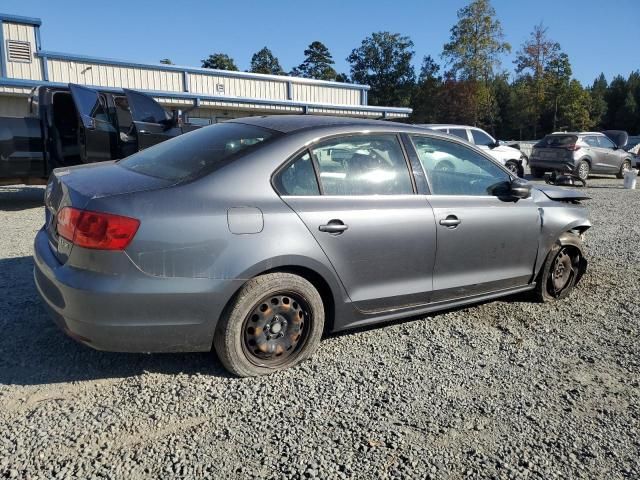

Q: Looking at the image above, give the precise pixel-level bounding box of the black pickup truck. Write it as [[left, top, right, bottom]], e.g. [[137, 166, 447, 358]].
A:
[[0, 84, 201, 185]]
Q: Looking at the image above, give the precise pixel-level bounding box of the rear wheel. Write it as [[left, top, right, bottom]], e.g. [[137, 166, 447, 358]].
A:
[[214, 273, 324, 377], [576, 160, 590, 181], [535, 242, 583, 302], [617, 160, 631, 179]]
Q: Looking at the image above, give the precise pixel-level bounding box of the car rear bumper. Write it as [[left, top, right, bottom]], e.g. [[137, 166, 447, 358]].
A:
[[33, 228, 243, 353], [529, 159, 578, 171]]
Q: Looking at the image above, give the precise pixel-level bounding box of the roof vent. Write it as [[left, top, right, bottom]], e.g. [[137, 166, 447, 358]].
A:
[[6, 40, 32, 63]]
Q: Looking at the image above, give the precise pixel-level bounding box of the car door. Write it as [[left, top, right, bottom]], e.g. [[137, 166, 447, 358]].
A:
[[408, 134, 540, 302], [276, 134, 438, 313], [123, 89, 181, 150], [596, 135, 622, 172], [68, 84, 118, 162]]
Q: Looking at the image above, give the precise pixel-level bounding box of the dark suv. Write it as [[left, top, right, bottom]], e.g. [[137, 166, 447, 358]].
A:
[[529, 132, 634, 181]]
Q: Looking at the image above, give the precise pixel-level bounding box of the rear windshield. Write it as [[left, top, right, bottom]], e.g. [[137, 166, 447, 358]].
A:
[[119, 122, 277, 181], [536, 135, 578, 147]]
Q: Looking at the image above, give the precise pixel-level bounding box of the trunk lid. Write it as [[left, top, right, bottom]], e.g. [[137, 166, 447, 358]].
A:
[[532, 135, 578, 162], [44, 161, 172, 263]]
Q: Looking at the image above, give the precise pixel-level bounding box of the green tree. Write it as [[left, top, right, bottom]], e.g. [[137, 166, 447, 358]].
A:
[[589, 73, 608, 129], [410, 55, 442, 123], [558, 80, 593, 131], [513, 23, 561, 137], [347, 31, 415, 107], [159, 58, 174, 65], [201, 53, 238, 71], [442, 0, 510, 81], [441, 0, 510, 127], [291, 41, 337, 80], [545, 53, 572, 131], [249, 47, 284, 75]]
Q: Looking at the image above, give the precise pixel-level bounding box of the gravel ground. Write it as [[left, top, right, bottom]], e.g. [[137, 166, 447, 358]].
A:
[[0, 177, 639, 479]]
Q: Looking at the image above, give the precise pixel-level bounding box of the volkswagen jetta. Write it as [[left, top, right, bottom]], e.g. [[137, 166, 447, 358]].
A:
[[34, 116, 591, 376]]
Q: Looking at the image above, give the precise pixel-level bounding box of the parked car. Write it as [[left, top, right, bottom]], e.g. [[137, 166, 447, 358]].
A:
[[529, 131, 634, 181], [0, 83, 200, 186], [420, 124, 527, 176], [34, 116, 591, 377]]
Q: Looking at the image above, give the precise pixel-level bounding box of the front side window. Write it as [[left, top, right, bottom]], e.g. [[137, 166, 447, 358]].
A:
[[310, 135, 413, 195], [597, 135, 615, 149], [274, 152, 319, 196], [119, 122, 276, 181], [410, 135, 511, 196], [470, 129, 495, 147]]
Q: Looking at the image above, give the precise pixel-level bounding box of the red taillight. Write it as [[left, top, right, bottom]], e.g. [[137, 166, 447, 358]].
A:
[[566, 144, 581, 151], [56, 207, 140, 250]]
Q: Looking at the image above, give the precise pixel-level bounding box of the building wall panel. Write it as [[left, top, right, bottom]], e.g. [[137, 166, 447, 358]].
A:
[[2, 22, 43, 81]]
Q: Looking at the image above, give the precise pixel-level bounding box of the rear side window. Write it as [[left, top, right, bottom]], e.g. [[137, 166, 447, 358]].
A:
[[537, 135, 578, 147], [584, 136, 599, 147], [310, 134, 413, 195], [274, 152, 319, 196], [119, 123, 276, 181]]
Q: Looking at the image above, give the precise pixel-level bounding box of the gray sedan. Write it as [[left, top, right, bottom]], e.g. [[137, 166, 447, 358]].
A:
[[34, 116, 591, 377]]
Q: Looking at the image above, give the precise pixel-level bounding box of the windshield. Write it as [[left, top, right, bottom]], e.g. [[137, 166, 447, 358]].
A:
[[536, 135, 578, 148], [119, 123, 277, 181]]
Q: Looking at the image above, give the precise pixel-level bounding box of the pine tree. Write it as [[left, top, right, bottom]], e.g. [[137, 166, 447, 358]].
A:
[[291, 41, 337, 81]]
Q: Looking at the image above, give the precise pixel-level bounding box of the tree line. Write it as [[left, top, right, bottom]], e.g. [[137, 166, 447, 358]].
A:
[[163, 0, 639, 140]]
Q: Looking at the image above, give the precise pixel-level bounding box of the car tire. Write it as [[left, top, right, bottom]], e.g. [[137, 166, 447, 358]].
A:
[[616, 160, 631, 179], [214, 272, 325, 377], [576, 160, 590, 181], [534, 240, 584, 303], [530, 167, 545, 178], [505, 160, 521, 177]]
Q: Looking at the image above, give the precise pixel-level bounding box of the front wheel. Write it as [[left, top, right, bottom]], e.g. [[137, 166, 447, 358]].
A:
[[535, 242, 584, 302], [214, 273, 325, 377], [505, 160, 522, 177], [617, 160, 631, 179]]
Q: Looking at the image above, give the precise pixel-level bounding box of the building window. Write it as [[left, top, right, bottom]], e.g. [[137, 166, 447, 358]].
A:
[[6, 40, 32, 63]]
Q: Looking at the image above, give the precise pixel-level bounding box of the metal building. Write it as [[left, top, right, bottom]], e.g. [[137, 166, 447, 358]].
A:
[[0, 13, 411, 122]]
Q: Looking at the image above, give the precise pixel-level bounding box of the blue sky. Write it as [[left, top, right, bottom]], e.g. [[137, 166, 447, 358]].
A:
[[8, 0, 640, 85]]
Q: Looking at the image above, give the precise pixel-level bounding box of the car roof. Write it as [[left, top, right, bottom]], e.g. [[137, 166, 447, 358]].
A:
[[549, 132, 603, 136], [227, 115, 406, 134], [420, 124, 478, 129]]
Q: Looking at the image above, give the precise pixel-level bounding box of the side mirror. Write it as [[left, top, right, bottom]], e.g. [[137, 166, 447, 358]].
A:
[[488, 141, 499, 149], [510, 179, 531, 199]]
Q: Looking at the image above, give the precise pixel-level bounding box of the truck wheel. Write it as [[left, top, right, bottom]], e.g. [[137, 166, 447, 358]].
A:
[[214, 273, 324, 377], [616, 160, 631, 179], [576, 161, 590, 181], [535, 241, 583, 303]]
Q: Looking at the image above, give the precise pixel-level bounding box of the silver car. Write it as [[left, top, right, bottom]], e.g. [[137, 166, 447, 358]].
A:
[[529, 131, 634, 180], [34, 116, 591, 377]]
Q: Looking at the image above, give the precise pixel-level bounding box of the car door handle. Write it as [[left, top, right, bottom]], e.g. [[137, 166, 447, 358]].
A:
[[439, 215, 461, 228], [319, 220, 348, 234]]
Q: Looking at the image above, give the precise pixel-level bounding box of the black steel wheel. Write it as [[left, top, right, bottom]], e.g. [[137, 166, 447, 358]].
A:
[[535, 240, 585, 302], [242, 292, 310, 367], [214, 272, 324, 377]]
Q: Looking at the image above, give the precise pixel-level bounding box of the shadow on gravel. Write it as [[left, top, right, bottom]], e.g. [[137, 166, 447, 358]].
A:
[[0, 186, 45, 211], [0, 256, 230, 387]]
